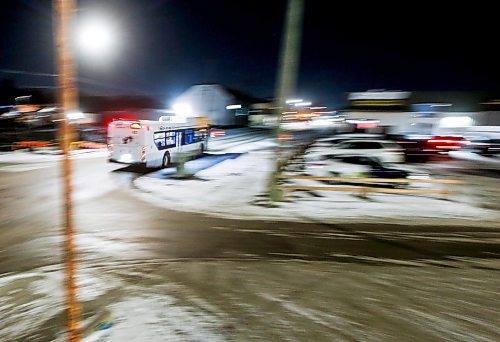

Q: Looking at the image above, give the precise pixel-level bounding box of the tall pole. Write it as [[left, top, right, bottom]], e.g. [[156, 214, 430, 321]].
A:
[[54, 0, 82, 341], [269, 0, 304, 202]]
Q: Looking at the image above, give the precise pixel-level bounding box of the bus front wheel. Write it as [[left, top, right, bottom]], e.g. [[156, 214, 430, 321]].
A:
[[162, 151, 171, 168]]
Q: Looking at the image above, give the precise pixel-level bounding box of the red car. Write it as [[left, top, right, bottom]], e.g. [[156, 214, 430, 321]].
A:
[[394, 135, 467, 161]]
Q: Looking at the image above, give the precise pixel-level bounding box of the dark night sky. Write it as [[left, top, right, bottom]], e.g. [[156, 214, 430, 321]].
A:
[[1, 0, 499, 107]]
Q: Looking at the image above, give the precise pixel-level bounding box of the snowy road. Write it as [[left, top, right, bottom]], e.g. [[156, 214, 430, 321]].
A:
[[2, 260, 500, 341], [1, 129, 500, 341]]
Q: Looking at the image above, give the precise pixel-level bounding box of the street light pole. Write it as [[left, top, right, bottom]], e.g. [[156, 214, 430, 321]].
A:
[[54, 0, 82, 341], [268, 0, 304, 202]]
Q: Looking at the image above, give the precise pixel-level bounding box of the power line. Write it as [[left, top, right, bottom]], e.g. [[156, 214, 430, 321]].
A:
[[1, 69, 150, 95], [18, 85, 58, 89], [0, 68, 57, 77]]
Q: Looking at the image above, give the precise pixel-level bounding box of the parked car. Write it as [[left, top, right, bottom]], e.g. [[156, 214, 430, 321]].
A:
[[305, 155, 426, 180], [312, 134, 384, 148], [424, 136, 466, 153], [305, 139, 404, 164]]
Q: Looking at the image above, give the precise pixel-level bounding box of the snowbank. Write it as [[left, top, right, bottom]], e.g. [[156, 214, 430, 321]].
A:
[[449, 151, 500, 168], [133, 151, 500, 226], [0, 266, 225, 342], [208, 137, 276, 154]]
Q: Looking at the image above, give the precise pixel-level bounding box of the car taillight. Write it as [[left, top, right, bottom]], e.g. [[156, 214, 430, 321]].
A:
[[428, 138, 464, 144], [130, 122, 141, 129], [427, 138, 463, 150], [427, 139, 456, 144]]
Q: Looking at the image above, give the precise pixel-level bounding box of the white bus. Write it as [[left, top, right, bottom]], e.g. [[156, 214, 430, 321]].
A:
[[107, 116, 208, 168]]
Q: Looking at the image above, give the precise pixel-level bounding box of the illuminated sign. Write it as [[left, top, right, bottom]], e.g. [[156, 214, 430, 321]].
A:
[[16, 105, 40, 113], [351, 100, 406, 107], [348, 91, 411, 100]]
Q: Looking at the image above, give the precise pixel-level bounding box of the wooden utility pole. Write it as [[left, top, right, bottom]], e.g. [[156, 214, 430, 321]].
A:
[[54, 0, 82, 341], [268, 0, 304, 202]]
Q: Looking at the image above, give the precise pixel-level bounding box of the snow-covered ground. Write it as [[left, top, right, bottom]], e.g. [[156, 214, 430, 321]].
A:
[[2, 260, 500, 341], [0, 265, 225, 342], [0, 150, 108, 172], [449, 151, 500, 169], [0, 149, 108, 164], [2, 129, 500, 341], [206, 128, 276, 153], [134, 151, 500, 226]]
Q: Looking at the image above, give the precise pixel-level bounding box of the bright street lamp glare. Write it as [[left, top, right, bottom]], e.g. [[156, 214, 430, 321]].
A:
[[172, 103, 193, 117], [76, 18, 117, 58]]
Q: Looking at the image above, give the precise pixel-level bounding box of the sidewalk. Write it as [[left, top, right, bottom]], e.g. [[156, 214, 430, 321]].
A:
[[133, 151, 500, 227]]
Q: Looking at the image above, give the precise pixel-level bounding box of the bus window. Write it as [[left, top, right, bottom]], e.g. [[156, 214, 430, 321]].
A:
[[184, 129, 195, 145], [154, 131, 177, 150], [166, 131, 176, 146]]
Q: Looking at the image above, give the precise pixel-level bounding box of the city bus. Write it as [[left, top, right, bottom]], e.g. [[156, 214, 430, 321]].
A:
[[107, 116, 208, 168]]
